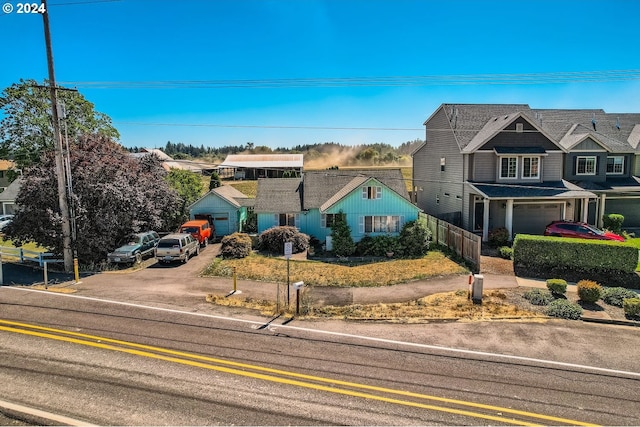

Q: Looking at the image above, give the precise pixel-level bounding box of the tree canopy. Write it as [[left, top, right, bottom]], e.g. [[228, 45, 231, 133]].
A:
[[0, 79, 119, 171], [5, 134, 180, 264]]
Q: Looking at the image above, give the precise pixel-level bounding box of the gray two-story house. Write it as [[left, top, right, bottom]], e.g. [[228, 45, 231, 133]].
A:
[[414, 104, 640, 241]]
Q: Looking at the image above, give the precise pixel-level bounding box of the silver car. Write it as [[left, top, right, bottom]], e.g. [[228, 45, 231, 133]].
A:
[[155, 233, 200, 264]]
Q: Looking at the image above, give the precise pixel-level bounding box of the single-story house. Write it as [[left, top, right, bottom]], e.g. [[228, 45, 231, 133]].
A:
[[253, 169, 421, 245], [217, 154, 303, 179]]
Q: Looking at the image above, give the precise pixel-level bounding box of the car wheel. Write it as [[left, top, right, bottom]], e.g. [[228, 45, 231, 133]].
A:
[[203, 239, 208, 247], [195, 246, 200, 256], [183, 253, 189, 263], [135, 252, 142, 264]]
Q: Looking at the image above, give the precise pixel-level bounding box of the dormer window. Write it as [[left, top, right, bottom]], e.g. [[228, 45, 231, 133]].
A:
[[606, 156, 624, 175], [500, 157, 518, 179], [576, 156, 597, 175]]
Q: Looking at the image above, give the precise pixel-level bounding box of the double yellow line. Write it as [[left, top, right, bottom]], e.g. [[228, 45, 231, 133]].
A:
[[0, 319, 598, 426]]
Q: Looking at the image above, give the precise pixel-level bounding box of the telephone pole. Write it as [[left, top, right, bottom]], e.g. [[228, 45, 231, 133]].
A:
[[42, 0, 73, 272]]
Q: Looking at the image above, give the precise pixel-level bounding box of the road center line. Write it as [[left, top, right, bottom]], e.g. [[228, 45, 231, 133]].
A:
[[0, 321, 597, 426], [3, 286, 640, 380]]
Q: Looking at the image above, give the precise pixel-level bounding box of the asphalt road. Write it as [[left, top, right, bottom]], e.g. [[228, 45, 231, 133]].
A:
[[1, 246, 640, 425]]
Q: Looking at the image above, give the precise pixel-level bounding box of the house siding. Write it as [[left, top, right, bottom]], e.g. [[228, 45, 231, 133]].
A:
[[415, 107, 465, 226], [542, 152, 564, 181], [565, 152, 608, 182], [325, 183, 419, 242], [190, 194, 243, 237]]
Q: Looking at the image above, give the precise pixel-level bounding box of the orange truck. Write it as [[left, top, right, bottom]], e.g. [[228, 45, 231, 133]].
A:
[[179, 219, 214, 247]]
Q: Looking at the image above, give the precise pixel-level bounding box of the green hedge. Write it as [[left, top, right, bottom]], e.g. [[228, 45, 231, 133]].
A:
[[513, 234, 638, 273]]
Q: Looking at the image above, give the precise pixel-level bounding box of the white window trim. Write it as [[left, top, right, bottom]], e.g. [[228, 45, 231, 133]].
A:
[[606, 156, 624, 175], [358, 215, 404, 233], [576, 156, 597, 176], [522, 156, 540, 179], [361, 186, 382, 200], [499, 156, 518, 180]]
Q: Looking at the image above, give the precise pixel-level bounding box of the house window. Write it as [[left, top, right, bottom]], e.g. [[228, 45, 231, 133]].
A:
[[321, 213, 344, 228], [606, 156, 624, 174], [362, 186, 382, 199], [522, 156, 540, 179], [516, 123, 524, 133], [500, 157, 517, 179], [360, 215, 402, 233], [576, 156, 597, 175], [277, 213, 297, 227], [440, 157, 446, 172]]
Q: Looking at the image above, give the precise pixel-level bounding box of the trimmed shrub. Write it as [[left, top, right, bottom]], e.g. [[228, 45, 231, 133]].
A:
[[220, 233, 252, 259], [546, 279, 568, 296], [498, 246, 513, 260], [258, 226, 309, 254], [602, 213, 624, 234], [623, 298, 640, 318], [397, 219, 431, 257], [330, 213, 356, 257], [356, 234, 399, 257], [523, 288, 553, 305], [546, 299, 583, 320], [602, 287, 639, 307], [488, 227, 510, 248], [576, 280, 603, 303]]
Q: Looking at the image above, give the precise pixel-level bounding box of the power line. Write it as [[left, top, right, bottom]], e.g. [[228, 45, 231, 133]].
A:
[[115, 121, 424, 131], [59, 69, 640, 90]]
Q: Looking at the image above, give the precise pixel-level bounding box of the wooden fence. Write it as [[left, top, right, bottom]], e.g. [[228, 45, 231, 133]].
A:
[[424, 214, 481, 271]]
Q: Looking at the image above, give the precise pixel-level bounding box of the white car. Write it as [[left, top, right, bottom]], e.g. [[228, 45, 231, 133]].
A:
[[0, 214, 14, 231]]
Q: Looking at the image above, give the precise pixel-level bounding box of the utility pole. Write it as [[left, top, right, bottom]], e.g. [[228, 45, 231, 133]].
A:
[[42, 0, 73, 272]]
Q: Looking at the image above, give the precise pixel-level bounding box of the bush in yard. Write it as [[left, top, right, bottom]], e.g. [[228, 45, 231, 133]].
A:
[[356, 234, 399, 257], [488, 228, 510, 248], [546, 279, 568, 296], [576, 280, 603, 303], [220, 233, 252, 259], [397, 219, 431, 257], [602, 213, 624, 234], [498, 246, 513, 260], [602, 287, 638, 307], [523, 288, 553, 305], [546, 299, 583, 320], [330, 212, 356, 257], [258, 226, 309, 254], [623, 298, 640, 318]]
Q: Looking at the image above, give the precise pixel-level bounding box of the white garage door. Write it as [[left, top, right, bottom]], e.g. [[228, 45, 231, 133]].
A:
[[512, 203, 562, 236]]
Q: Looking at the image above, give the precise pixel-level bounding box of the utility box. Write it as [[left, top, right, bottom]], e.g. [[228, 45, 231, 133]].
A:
[[472, 274, 484, 303]]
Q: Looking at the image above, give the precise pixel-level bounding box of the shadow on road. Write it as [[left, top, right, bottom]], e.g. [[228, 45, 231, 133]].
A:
[[0, 262, 94, 286]]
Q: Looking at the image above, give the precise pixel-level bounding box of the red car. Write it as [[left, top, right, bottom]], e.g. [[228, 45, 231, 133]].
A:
[[544, 221, 625, 241]]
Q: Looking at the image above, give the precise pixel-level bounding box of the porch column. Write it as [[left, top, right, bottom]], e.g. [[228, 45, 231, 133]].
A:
[[598, 194, 606, 228], [581, 198, 589, 223], [505, 199, 514, 240], [482, 198, 490, 242]]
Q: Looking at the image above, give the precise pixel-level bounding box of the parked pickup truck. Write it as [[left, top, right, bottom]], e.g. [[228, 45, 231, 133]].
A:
[[155, 233, 199, 264]]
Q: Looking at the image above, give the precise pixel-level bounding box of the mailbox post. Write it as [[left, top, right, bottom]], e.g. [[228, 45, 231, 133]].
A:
[[292, 281, 304, 315]]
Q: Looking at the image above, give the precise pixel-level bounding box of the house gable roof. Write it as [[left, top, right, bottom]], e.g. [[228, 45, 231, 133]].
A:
[[0, 178, 21, 202], [253, 178, 303, 212], [427, 104, 640, 154], [302, 169, 410, 210], [188, 184, 251, 209]]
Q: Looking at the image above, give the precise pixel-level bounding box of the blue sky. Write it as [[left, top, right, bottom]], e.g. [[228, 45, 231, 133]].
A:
[[2, 0, 640, 149]]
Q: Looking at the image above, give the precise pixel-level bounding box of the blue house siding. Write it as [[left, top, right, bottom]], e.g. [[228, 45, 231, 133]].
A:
[[190, 193, 244, 237]]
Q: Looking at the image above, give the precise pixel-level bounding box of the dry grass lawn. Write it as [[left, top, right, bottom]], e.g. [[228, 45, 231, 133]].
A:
[[206, 288, 547, 322], [202, 251, 468, 287]]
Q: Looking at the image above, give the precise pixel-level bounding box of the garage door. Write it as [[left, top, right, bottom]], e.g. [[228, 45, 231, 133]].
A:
[[212, 213, 230, 237], [605, 199, 640, 228], [512, 203, 561, 236]]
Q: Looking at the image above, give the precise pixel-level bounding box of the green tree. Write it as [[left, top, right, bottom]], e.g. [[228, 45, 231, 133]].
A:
[[0, 79, 119, 170], [330, 212, 355, 257], [209, 172, 221, 190], [5, 134, 180, 264], [166, 169, 204, 222]]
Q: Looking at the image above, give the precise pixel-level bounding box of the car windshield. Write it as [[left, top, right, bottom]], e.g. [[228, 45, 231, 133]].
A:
[[123, 235, 143, 245], [182, 227, 199, 233], [584, 225, 605, 235]]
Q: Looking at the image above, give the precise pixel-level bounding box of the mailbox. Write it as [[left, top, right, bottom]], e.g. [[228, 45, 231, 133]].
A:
[[292, 281, 304, 290]]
